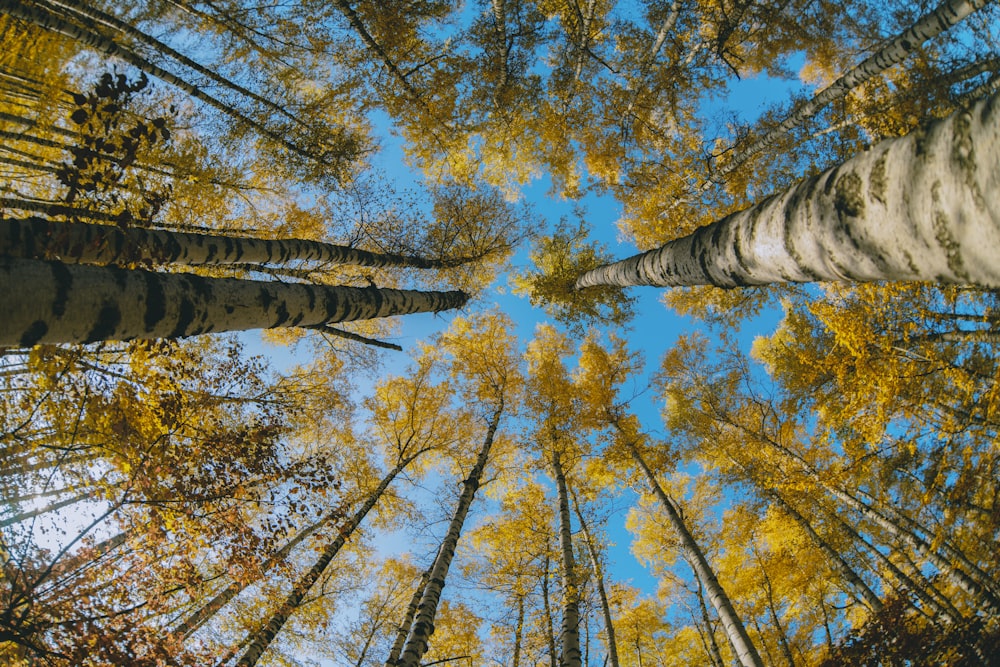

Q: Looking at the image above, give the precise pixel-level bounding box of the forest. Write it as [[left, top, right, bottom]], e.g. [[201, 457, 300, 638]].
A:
[[0, 0, 998, 665]]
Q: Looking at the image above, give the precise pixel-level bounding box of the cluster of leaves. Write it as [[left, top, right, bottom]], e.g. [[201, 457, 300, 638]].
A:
[[57, 71, 173, 227]]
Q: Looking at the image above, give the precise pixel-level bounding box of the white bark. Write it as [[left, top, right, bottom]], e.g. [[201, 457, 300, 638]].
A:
[[551, 450, 581, 667], [627, 441, 765, 667], [0, 256, 467, 346], [578, 90, 1000, 289], [397, 406, 503, 667], [0, 217, 469, 269], [716, 0, 990, 179]]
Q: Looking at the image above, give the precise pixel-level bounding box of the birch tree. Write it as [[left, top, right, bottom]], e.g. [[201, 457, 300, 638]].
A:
[[577, 90, 1000, 290]]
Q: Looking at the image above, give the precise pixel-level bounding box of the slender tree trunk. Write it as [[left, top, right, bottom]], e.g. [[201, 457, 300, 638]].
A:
[[715, 0, 990, 179], [38, 0, 301, 125], [384, 564, 432, 667], [626, 441, 765, 667], [550, 450, 581, 667], [542, 552, 559, 667], [0, 0, 327, 166], [231, 455, 420, 667], [765, 489, 883, 612], [577, 90, 1000, 290], [173, 506, 339, 639], [0, 256, 468, 346], [397, 405, 503, 667], [0, 490, 89, 527], [846, 511, 959, 620], [694, 580, 726, 667], [0, 217, 477, 269], [512, 594, 524, 667], [756, 556, 795, 667], [572, 493, 619, 667]]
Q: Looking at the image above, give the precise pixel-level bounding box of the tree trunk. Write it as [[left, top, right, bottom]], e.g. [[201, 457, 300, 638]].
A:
[[694, 579, 726, 667], [230, 455, 419, 667], [512, 594, 524, 667], [0, 217, 477, 270], [384, 564, 431, 667], [626, 441, 765, 667], [572, 492, 619, 667], [550, 450, 581, 667], [765, 489, 883, 612], [716, 0, 989, 179], [397, 406, 503, 667], [576, 90, 1000, 289], [542, 552, 559, 667], [0, 256, 467, 346], [38, 0, 301, 125], [173, 506, 339, 639], [0, 0, 331, 167]]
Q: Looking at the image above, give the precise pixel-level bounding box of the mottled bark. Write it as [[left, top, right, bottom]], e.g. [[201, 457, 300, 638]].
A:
[[384, 565, 431, 667], [577, 90, 1000, 289], [626, 441, 765, 667], [397, 406, 503, 667], [0, 256, 468, 346], [572, 494, 620, 667], [551, 450, 581, 667], [233, 456, 418, 667], [717, 0, 990, 179], [542, 553, 559, 667], [0, 217, 474, 269]]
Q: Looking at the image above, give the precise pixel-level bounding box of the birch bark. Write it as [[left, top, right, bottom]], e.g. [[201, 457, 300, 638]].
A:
[[577, 90, 1000, 289], [396, 405, 503, 667], [551, 450, 581, 667], [715, 0, 990, 180], [232, 455, 419, 667], [0, 256, 467, 346], [626, 440, 765, 667], [0, 217, 476, 269]]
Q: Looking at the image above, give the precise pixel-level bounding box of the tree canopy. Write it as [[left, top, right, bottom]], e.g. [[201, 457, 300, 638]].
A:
[[1, 0, 998, 665]]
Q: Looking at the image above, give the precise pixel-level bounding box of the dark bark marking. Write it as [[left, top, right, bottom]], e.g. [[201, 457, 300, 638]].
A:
[[19, 320, 48, 347], [833, 171, 864, 219], [272, 301, 290, 326], [869, 152, 887, 205], [49, 260, 72, 317], [143, 271, 166, 331], [258, 286, 274, 311], [169, 298, 196, 338], [84, 303, 122, 343]]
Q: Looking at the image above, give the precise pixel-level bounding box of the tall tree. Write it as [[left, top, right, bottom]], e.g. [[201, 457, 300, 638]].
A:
[[577, 90, 1000, 290]]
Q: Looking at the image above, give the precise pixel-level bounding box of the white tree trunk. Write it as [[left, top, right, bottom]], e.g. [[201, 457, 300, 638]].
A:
[[0, 217, 468, 269], [577, 90, 1000, 289], [551, 450, 581, 667], [716, 0, 989, 179], [397, 407, 503, 667], [0, 257, 467, 346], [627, 441, 765, 667]]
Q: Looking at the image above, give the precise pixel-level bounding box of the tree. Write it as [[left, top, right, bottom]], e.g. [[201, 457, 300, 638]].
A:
[[577, 89, 1000, 290], [0, 256, 467, 346]]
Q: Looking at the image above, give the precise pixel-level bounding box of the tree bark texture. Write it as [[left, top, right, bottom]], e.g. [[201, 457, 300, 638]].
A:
[[551, 450, 581, 667], [572, 494, 620, 667], [0, 217, 468, 269], [233, 457, 416, 667], [717, 0, 989, 179], [577, 90, 1000, 289], [0, 256, 467, 346], [627, 442, 765, 667], [397, 407, 503, 667]]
